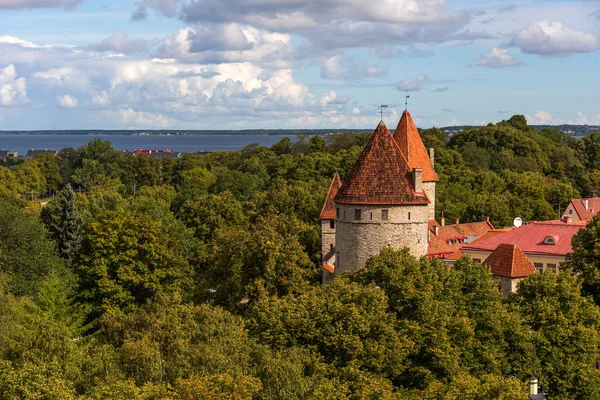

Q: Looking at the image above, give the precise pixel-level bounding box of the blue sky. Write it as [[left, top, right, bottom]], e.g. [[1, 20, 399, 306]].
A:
[[0, 0, 599, 130]]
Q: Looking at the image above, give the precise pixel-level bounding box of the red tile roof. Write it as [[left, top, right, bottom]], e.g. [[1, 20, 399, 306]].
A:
[[428, 220, 494, 258], [393, 110, 438, 182], [446, 229, 513, 260], [566, 198, 600, 221], [320, 172, 342, 220], [334, 121, 429, 205], [484, 243, 537, 278], [462, 220, 584, 256]]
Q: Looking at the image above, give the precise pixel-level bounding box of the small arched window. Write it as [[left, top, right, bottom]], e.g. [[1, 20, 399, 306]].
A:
[[543, 236, 557, 245]]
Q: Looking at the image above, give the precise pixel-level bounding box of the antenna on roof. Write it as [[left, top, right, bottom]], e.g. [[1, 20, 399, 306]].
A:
[[378, 103, 388, 121], [405, 90, 410, 110]]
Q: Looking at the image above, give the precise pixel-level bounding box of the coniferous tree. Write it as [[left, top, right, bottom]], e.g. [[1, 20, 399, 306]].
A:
[[47, 184, 82, 267]]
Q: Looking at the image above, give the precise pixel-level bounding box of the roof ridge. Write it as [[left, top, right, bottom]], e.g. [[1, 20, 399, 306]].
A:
[[334, 121, 429, 206], [393, 109, 438, 182], [320, 172, 342, 219]]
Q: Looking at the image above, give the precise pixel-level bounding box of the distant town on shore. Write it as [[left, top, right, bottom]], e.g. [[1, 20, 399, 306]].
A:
[[0, 124, 598, 137]]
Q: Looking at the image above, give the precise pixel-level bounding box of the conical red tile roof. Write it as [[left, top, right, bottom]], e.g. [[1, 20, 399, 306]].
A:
[[484, 243, 537, 278], [334, 121, 429, 206], [393, 110, 438, 182], [320, 172, 342, 219]]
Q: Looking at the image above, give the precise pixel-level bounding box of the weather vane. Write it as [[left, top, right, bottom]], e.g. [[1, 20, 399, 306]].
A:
[[405, 90, 410, 110], [378, 103, 388, 121]]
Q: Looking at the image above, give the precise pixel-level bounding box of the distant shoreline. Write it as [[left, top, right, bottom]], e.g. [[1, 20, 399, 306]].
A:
[[0, 124, 597, 136], [0, 129, 367, 136]]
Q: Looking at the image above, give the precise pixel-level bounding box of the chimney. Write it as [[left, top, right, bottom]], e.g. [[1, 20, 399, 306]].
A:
[[529, 377, 538, 396], [412, 168, 423, 193], [433, 226, 439, 236], [583, 199, 589, 210], [428, 148, 435, 167], [455, 218, 460, 225], [562, 216, 571, 223], [441, 213, 445, 226]]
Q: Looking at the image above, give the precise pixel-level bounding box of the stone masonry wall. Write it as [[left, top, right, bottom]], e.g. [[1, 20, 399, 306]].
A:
[[321, 219, 336, 257], [334, 203, 429, 277], [321, 219, 336, 284], [423, 181, 435, 220]]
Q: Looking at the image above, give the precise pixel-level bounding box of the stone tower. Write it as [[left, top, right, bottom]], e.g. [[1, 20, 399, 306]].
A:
[[331, 121, 430, 277], [394, 110, 438, 220], [320, 172, 342, 284]]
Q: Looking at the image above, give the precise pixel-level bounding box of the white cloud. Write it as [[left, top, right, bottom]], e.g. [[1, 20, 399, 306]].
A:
[[87, 31, 150, 54], [568, 112, 600, 125], [106, 108, 172, 128], [57, 94, 78, 108], [469, 48, 522, 68], [33, 67, 90, 88], [156, 26, 294, 68], [0, 0, 81, 9], [509, 20, 600, 56], [395, 73, 429, 92], [132, 0, 180, 19], [92, 90, 110, 107], [320, 55, 387, 80], [139, 0, 488, 52], [0, 64, 27, 106], [525, 111, 562, 125]]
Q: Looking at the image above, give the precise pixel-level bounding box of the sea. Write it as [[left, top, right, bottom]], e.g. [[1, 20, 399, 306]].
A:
[[0, 134, 296, 155]]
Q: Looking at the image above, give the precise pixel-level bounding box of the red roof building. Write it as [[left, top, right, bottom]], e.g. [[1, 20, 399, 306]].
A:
[[320, 172, 342, 220], [428, 218, 494, 259], [562, 197, 600, 222], [484, 243, 537, 278], [334, 121, 429, 205], [393, 110, 438, 182], [484, 243, 537, 297], [461, 219, 585, 273]]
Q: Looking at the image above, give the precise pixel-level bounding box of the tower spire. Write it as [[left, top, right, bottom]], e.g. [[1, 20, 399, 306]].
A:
[[405, 91, 410, 110]]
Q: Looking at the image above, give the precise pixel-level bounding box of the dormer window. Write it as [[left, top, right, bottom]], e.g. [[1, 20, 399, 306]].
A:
[[543, 236, 557, 245]]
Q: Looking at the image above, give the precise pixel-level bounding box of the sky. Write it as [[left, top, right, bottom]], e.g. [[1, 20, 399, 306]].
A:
[[0, 0, 599, 130]]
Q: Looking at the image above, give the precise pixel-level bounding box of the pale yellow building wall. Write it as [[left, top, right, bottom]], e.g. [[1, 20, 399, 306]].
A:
[[561, 202, 581, 222], [461, 249, 565, 273], [334, 203, 429, 277], [492, 275, 526, 298]]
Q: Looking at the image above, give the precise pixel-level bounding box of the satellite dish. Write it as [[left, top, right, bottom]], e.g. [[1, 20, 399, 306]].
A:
[[513, 217, 523, 228]]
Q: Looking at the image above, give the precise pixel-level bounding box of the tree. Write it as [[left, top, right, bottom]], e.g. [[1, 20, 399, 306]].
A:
[[511, 271, 600, 398], [42, 184, 82, 267], [351, 249, 531, 391], [566, 214, 600, 304], [76, 209, 194, 315], [33, 152, 63, 194], [178, 192, 248, 242], [0, 202, 67, 295], [198, 214, 317, 309], [247, 277, 413, 394]]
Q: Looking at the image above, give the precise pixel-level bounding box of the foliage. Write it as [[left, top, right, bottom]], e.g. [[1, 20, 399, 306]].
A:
[[1, 117, 600, 398]]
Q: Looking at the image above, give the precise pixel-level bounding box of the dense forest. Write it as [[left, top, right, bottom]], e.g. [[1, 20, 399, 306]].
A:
[[1, 115, 600, 399]]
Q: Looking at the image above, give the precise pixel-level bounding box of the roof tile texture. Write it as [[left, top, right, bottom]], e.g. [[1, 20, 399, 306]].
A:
[[394, 110, 438, 182], [484, 243, 537, 278], [320, 173, 342, 219], [568, 197, 600, 221], [428, 220, 494, 257], [334, 121, 429, 205], [462, 220, 584, 256]]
